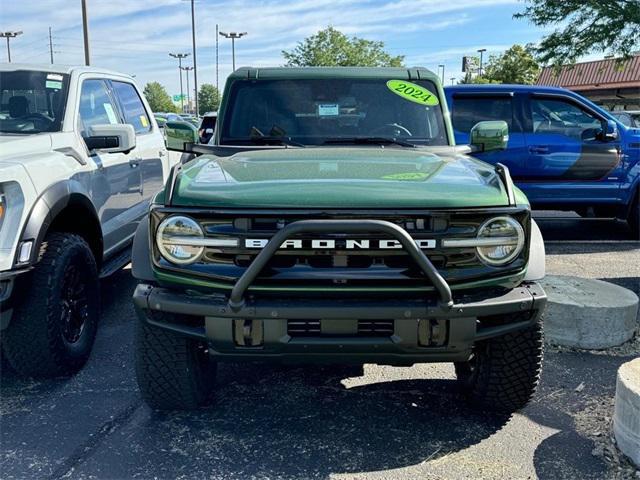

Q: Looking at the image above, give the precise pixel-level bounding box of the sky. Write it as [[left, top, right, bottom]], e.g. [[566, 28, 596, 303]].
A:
[[1, 0, 553, 98]]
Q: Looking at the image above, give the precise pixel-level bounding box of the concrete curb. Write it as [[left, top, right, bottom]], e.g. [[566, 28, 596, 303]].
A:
[[613, 358, 640, 467], [540, 276, 639, 349]]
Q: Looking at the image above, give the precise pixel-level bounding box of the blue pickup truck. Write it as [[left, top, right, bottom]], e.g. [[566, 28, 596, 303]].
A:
[[445, 84, 640, 238]]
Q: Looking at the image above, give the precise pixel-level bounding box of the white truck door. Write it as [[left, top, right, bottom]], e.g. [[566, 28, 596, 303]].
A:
[[110, 80, 166, 204], [77, 78, 143, 255]]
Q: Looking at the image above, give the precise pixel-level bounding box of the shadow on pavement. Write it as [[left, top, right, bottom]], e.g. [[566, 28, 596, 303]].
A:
[[85, 363, 511, 479], [524, 351, 633, 480], [536, 217, 633, 242]]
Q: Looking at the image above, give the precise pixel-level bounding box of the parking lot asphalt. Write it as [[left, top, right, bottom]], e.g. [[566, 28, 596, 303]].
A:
[[1, 214, 638, 480]]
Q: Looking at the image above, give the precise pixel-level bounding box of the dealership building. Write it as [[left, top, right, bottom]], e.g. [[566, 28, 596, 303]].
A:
[[536, 54, 640, 111]]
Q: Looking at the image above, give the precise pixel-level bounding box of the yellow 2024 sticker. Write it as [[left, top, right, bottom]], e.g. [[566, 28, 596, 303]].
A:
[[386, 80, 439, 106]]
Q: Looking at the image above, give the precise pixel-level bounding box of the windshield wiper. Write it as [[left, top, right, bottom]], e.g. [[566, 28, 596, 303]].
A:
[[323, 137, 416, 148], [245, 135, 306, 147], [245, 125, 305, 147]]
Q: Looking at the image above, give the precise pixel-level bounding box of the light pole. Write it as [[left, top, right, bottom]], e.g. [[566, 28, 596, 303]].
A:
[[169, 53, 189, 112], [477, 48, 487, 77], [0, 31, 23, 63], [81, 0, 90, 65], [188, 0, 199, 116], [450, 77, 455, 85], [181, 66, 194, 114], [219, 31, 247, 72], [438, 64, 445, 84]]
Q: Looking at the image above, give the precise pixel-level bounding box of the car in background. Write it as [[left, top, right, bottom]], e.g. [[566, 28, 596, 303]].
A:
[[445, 84, 640, 238], [611, 110, 640, 128], [178, 114, 200, 126], [198, 111, 217, 143]]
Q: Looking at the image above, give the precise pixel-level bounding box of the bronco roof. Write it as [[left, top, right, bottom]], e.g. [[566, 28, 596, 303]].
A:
[[228, 66, 440, 82]]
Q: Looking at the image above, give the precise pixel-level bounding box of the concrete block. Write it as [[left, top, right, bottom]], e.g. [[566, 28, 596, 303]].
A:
[[613, 358, 640, 467], [540, 276, 639, 349]]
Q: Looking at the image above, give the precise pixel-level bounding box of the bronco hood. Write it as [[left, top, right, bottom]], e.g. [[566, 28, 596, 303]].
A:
[[170, 147, 519, 209]]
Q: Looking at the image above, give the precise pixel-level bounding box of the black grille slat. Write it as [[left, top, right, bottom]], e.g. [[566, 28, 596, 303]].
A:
[[287, 320, 394, 337]]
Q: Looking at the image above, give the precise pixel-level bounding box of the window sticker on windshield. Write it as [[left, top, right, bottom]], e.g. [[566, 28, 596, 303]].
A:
[[140, 115, 149, 127], [45, 80, 62, 90], [318, 104, 339, 116], [386, 80, 439, 106], [47, 73, 63, 81], [103, 103, 118, 124]]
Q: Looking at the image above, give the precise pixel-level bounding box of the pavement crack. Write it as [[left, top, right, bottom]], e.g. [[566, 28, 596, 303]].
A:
[[48, 399, 143, 480]]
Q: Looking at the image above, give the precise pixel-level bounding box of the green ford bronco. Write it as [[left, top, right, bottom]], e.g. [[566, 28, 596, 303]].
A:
[[131, 67, 547, 412]]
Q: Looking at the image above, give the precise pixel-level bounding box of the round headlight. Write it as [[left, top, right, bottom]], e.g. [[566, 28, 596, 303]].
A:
[[476, 216, 525, 266], [156, 216, 204, 265]]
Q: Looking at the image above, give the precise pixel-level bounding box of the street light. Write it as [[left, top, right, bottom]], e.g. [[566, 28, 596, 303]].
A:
[[477, 48, 487, 76], [450, 77, 456, 85], [181, 66, 194, 114], [169, 52, 190, 112], [219, 31, 247, 71], [0, 31, 23, 63]]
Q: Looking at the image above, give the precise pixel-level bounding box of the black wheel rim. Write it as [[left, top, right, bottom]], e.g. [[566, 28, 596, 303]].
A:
[[60, 265, 89, 344]]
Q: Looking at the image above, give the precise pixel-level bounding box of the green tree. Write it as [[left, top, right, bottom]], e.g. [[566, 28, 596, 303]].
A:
[[282, 27, 404, 67], [515, 0, 640, 66], [143, 82, 177, 113], [483, 44, 540, 84], [197, 83, 221, 115]]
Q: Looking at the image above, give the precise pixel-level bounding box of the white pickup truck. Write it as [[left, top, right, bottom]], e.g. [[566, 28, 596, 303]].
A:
[[0, 64, 172, 377]]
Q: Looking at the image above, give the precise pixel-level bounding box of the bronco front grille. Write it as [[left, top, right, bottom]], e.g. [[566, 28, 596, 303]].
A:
[[151, 208, 531, 288]]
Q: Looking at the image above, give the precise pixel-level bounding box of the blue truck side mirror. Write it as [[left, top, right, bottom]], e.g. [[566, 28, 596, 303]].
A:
[[603, 119, 618, 141]]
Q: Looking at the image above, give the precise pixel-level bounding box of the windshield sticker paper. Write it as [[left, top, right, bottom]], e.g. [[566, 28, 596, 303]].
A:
[[103, 103, 118, 124], [386, 80, 439, 106], [318, 104, 339, 116], [140, 115, 149, 127], [45, 80, 62, 90], [46, 73, 64, 81]]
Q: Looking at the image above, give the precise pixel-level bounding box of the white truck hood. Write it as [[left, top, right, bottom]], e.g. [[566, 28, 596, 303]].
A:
[[0, 133, 53, 163]]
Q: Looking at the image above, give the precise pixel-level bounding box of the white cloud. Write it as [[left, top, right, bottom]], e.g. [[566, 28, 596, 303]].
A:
[[4, 0, 523, 95]]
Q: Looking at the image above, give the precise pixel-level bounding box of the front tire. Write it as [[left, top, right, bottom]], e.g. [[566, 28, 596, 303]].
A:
[[2, 233, 100, 377], [135, 312, 216, 410], [455, 314, 543, 413]]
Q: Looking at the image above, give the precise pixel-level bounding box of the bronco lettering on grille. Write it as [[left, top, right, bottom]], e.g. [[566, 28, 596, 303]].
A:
[[244, 239, 436, 250]]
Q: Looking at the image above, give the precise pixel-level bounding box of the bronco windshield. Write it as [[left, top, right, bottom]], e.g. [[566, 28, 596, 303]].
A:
[[220, 78, 448, 147], [0, 70, 69, 134]]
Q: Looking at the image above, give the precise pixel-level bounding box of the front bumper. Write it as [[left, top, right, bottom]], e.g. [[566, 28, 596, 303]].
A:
[[133, 281, 547, 364], [0, 268, 30, 330]]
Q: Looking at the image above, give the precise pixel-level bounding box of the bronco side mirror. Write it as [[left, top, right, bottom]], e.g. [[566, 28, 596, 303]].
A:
[[470, 120, 509, 152], [165, 120, 199, 152]]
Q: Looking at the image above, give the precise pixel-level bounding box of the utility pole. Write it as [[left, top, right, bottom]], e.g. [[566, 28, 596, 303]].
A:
[[477, 48, 487, 77], [438, 64, 445, 84], [181, 66, 194, 113], [81, 0, 90, 65], [215, 24, 219, 94], [450, 77, 455, 85], [189, 0, 199, 116], [219, 31, 247, 72], [169, 53, 189, 112], [48, 27, 54, 64], [0, 31, 23, 63]]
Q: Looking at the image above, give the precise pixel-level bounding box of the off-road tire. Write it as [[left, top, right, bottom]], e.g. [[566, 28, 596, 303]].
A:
[[2, 233, 99, 377], [135, 313, 216, 410], [455, 314, 543, 413]]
